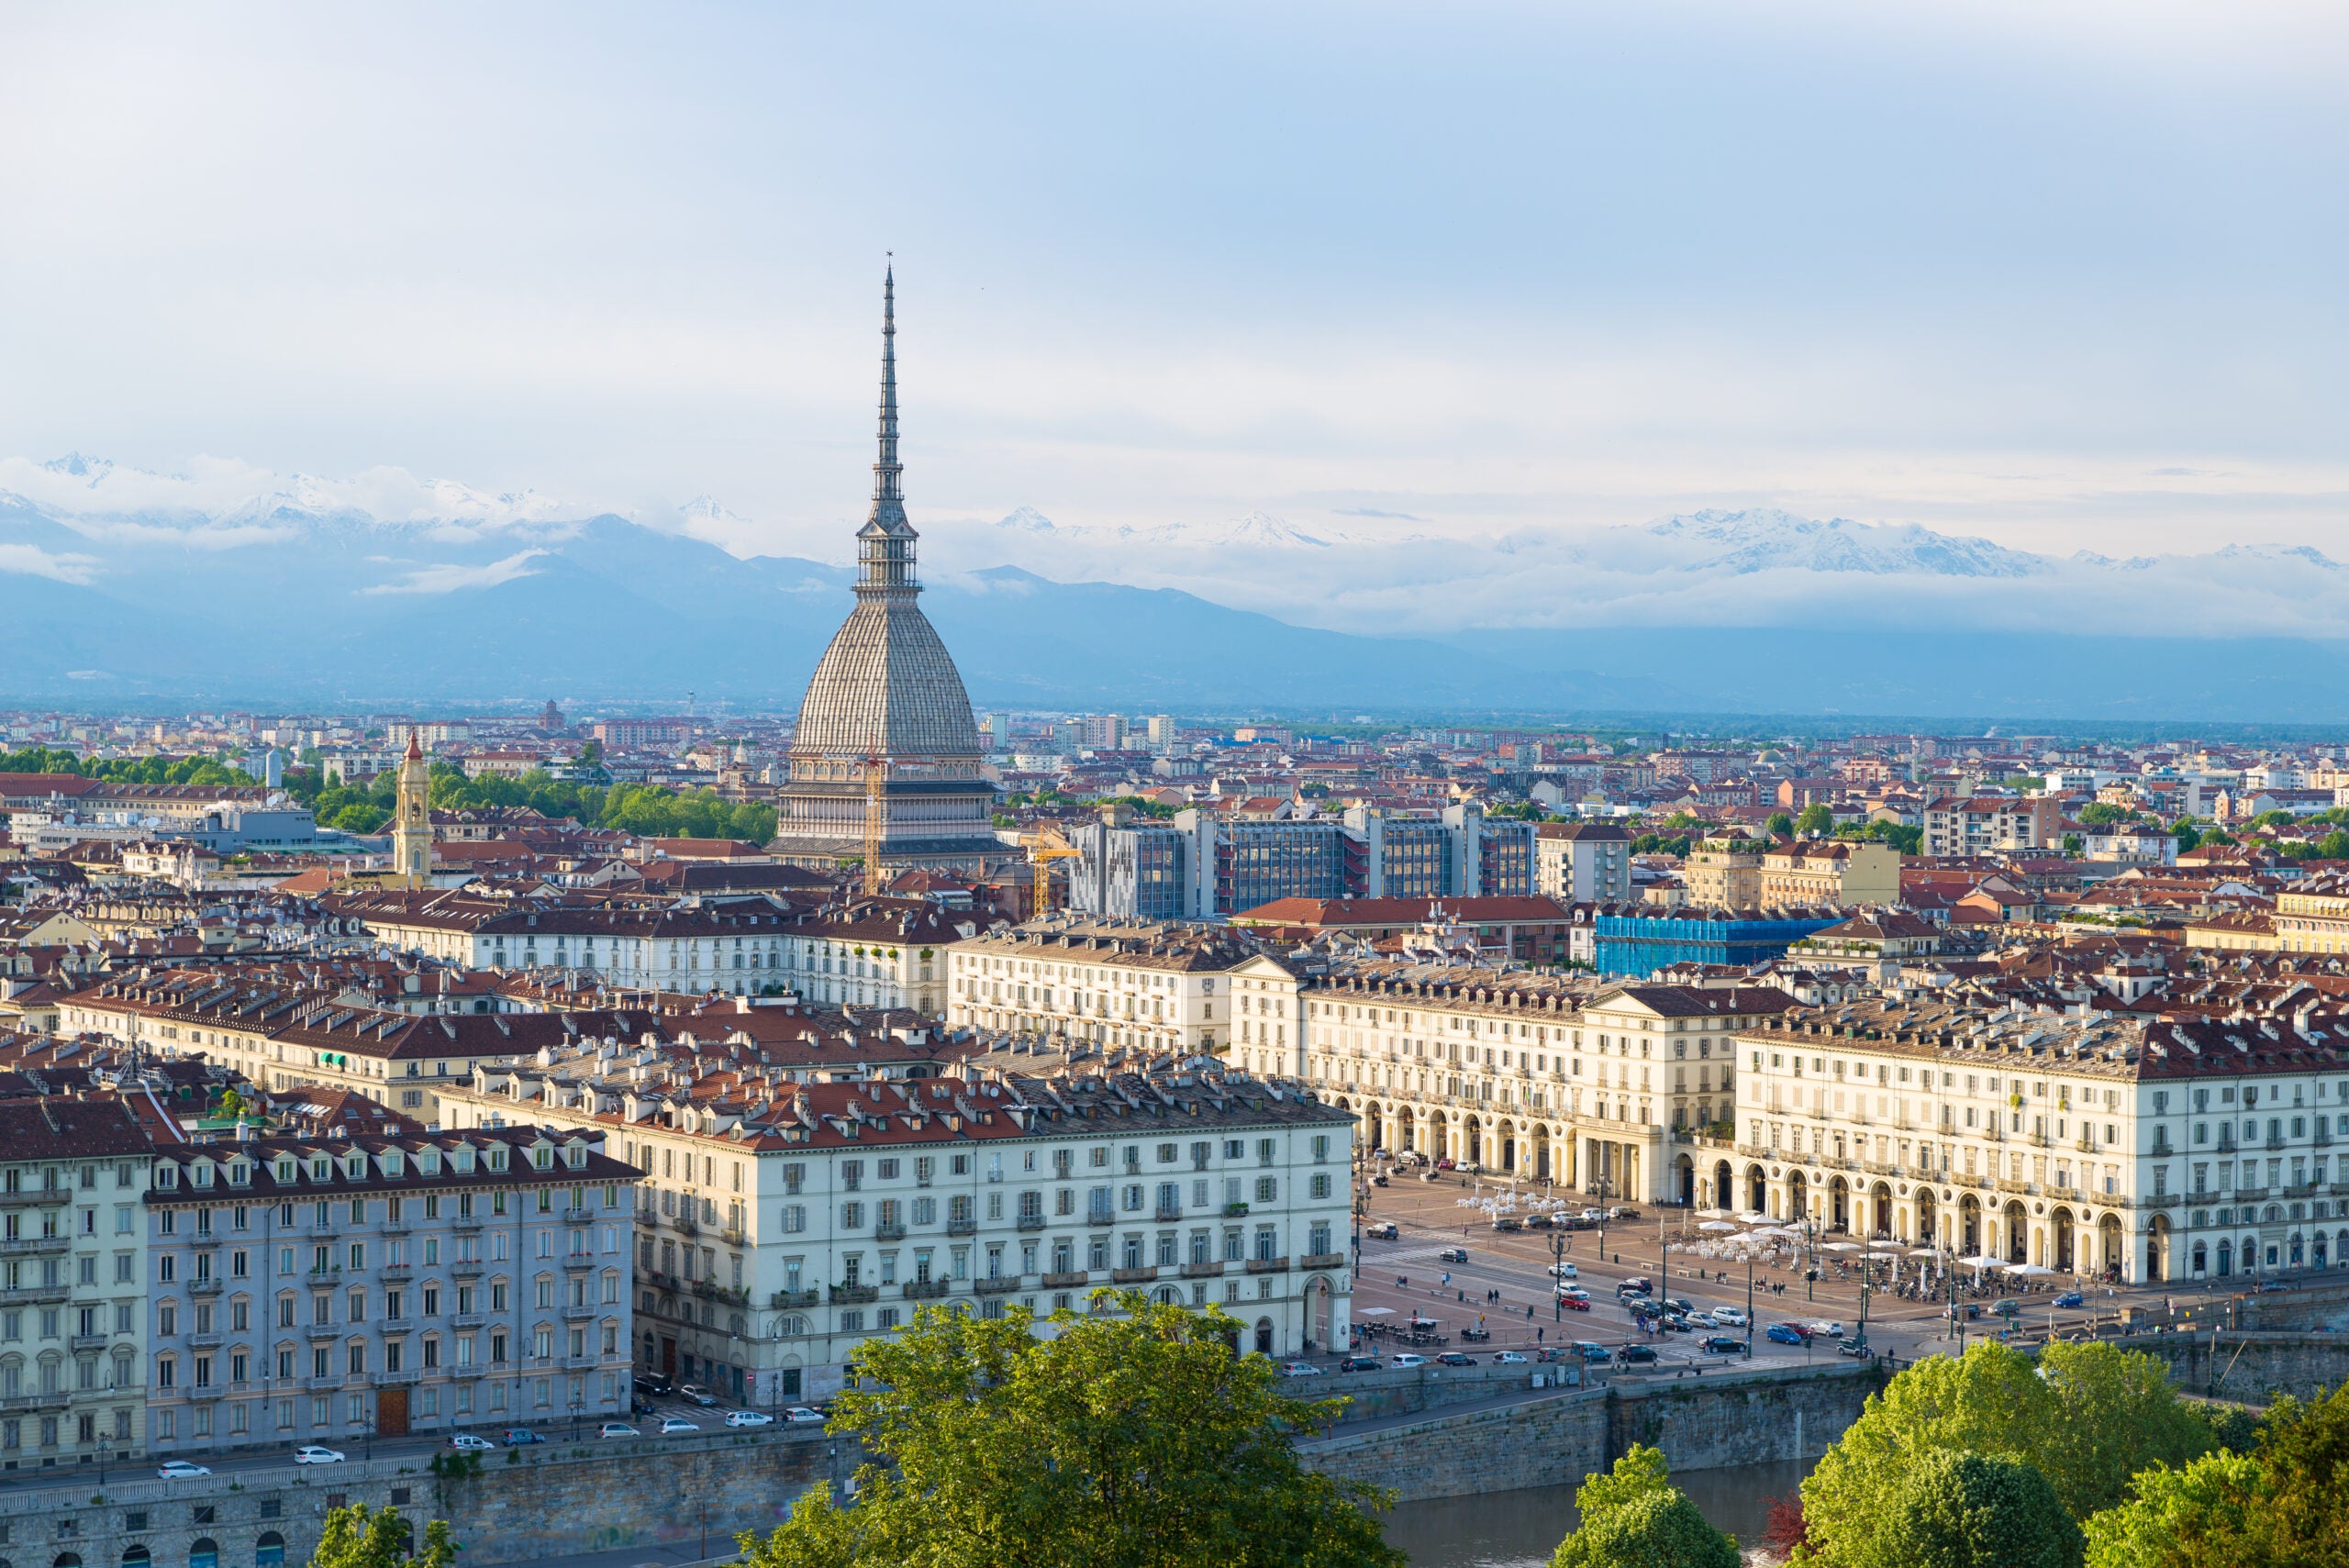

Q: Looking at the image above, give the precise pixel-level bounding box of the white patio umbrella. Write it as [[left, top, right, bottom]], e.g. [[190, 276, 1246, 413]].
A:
[[1909, 1248, 1945, 1258], [1960, 1254, 2006, 1268], [1699, 1221, 1739, 1233], [1821, 1241, 1865, 1252], [2008, 1262, 2056, 1276]]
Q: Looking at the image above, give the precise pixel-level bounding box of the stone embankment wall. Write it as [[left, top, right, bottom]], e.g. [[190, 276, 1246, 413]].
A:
[[2120, 1329, 2349, 1404], [1297, 1363, 1883, 1502], [0, 1429, 842, 1568]]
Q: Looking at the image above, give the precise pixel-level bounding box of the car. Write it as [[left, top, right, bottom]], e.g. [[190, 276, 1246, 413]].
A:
[[632, 1374, 675, 1397], [1434, 1352, 1478, 1367], [1278, 1361, 1326, 1377], [1618, 1344, 1658, 1363], [2054, 1291, 2085, 1309], [783, 1407, 827, 1425], [1557, 1284, 1589, 1297], [1418, 1169, 1442, 1182], [658, 1418, 701, 1435], [1370, 1173, 1388, 1186], [2255, 1280, 2292, 1295], [598, 1422, 640, 1439], [1664, 1298, 1694, 1316], [1389, 1353, 1430, 1369], [448, 1433, 495, 1452], [1459, 1162, 1485, 1176], [1547, 1262, 1580, 1280], [1617, 1277, 1653, 1296], [1365, 1221, 1398, 1240], [1684, 1310, 1719, 1328], [294, 1445, 346, 1464], [678, 1384, 720, 1407], [1714, 1307, 1749, 1328], [1806, 1320, 1845, 1338], [1579, 1208, 1604, 1223], [1437, 1247, 1469, 1264], [1991, 1299, 2020, 1317], [1524, 1212, 1555, 1229], [1577, 1342, 1613, 1363], [1340, 1355, 1382, 1373], [1607, 1207, 1639, 1221], [1656, 1317, 1691, 1335], [158, 1461, 211, 1480], [1766, 1323, 1808, 1346], [1700, 1336, 1747, 1355], [724, 1410, 775, 1428], [1558, 1294, 1591, 1311], [1490, 1216, 1523, 1231], [503, 1428, 547, 1447], [1492, 1351, 1528, 1364], [1838, 1337, 1875, 1360], [1434, 1158, 1457, 1171]]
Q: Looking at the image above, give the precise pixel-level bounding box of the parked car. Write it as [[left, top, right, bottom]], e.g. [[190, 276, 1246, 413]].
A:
[[1838, 1338, 1875, 1360], [1713, 1307, 1749, 1328], [1547, 1262, 1579, 1280], [1576, 1342, 1613, 1363], [724, 1410, 774, 1428], [1558, 1294, 1591, 1311], [1434, 1159, 1457, 1171], [503, 1429, 547, 1447], [1700, 1336, 1747, 1356], [632, 1374, 675, 1397], [1278, 1361, 1326, 1377], [1656, 1316, 1691, 1335], [598, 1422, 640, 1439], [448, 1433, 495, 1452], [1389, 1353, 1430, 1369], [2254, 1280, 2292, 1295], [1684, 1310, 1719, 1329], [294, 1445, 346, 1465], [1991, 1299, 2020, 1318], [1805, 1320, 1844, 1338], [1607, 1207, 1639, 1221], [1524, 1212, 1555, 1229], [1618, 1344, 1658, 1363], [783, 1407, 827, 1425], [1492, 1351, 1528, 1365], [1340, 1355, 1382, 1373], [1578, 1209, 1604, 1223], [658, 1418, 700, 1435], [1490, 1216, 1523, 1232], [678, 1384, 720, 1407], [158, 1461, 211, 1480], [1617, 1277, 1653, 1296], [1766, 1323, 1808, 1346], [2054, 1291, 2085, 1308], [1434, 1352, 1479, 1367], [1437, 1248, 1469, 1264], [1365, 1221, 1399, 1240]]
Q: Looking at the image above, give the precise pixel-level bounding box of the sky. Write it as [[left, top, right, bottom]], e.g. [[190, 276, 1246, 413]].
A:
[[2, 1, 2345, 583]]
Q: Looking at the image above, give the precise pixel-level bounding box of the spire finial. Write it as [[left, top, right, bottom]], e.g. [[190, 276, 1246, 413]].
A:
[[856, 258, 918, 598], [875, 256, 900, 506]]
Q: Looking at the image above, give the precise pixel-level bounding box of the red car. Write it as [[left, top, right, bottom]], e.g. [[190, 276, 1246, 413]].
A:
[[1558, 1294, 1591, 1311]]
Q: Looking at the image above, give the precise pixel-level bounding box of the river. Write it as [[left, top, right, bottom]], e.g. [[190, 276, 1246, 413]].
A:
[[1381, 1458, 1812, 1567]]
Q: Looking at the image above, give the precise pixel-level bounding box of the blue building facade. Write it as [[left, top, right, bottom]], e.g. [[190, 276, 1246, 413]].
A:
[[1595, 910, 1842, 978]]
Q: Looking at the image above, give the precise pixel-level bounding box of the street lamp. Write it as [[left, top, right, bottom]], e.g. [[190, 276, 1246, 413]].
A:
[[1552, 1229, 1566, 1324]]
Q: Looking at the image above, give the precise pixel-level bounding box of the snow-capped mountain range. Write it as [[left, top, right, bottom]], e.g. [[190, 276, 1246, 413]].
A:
[[5, 454, 2348, 717]]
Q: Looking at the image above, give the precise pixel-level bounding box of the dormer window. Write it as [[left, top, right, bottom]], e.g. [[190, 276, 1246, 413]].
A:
[[154, 1165, 179, 1190], [563, 1144, 587, 1170], [275, 1159, 295, 1184], [487, 1148, 508, 1173], [453, 1148, 476, 1174], [310, 1157, 331, 1182], [227, 1162, 250, 1186], [190, 1164, 213, 1188], [381, 1151, 405, 1178], [530, 1146, 553, 1172], [419, 1149, 441, 1176]]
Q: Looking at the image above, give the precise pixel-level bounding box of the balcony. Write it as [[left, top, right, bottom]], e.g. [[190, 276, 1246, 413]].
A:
[[0, 1190, 70, 1208], [1181, 1261, 1223, 1279], [187, 1331, 226, 1350], [562, 1305, 598, 1322], [562, 1209, 596, 1227], [376, 1367, 422, 1385], [878, 1220, 911, 1240], [829, 1284, 880, 1305], [449, 1364, 487, 1380], [1085, 1211, 1117, 1229], [1154, 1207, 1185, 1223], [0, 1284, 68, 1307], [381, 1218, 410, 1236], [902, 1279, 950, 1300], [1245, 1256, 1289, 1274], [189, 1278, 225, 1297], [770, 1289, 819, 1310], [69, 1333, 108, 1352], [562, 1354, 602, 1372], [307, 1220, 340, 1239], [1299, 1253, 1346, 1270], [0, 1236, 69, 1256], [453, 1260, 485, 1278], [452, 1312, 487, 1329], [304, 1374, 343, 1393], [1040, 1271, 1088, 1289], [946, 1218, 977, 1237], [562, 1255, 596, 1273], [306, 1323, 341, 1341], [380, 1264, 413, 1284], [185, 1385, 225, 1402], [972, 1275, 1022, 1296], [1013, 1216, 1043, 1232], [673, 1216, 699, 1239], [1109, 1266, 1157, 1284]]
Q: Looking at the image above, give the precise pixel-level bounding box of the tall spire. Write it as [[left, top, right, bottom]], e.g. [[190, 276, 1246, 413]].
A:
[[856, 259, 918, 598]]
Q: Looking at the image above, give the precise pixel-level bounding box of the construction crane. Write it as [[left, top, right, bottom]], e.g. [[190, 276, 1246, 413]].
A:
[[1031, 827, 1079, 917], [862, 756, 890, 896]]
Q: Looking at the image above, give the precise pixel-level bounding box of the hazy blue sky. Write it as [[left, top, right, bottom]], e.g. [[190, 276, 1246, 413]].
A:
[[3, 1, 2343, 563]]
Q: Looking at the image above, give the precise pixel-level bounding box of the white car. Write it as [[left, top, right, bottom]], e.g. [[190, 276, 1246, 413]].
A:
[[1388, 1353, 1429, 1369], [1808, 1320, 1846, 1339], [724, 1410, 774, 1428], [1546, 1262, 1579, 1279], [294, 1445, 346, 1465], [783, 1407, 826, 1425], [1713, 1307, 1750, 1328], [158, 1461, 211, 1480], [1278, 1361, 1326, 1377], [658, 1417, 700, 1435], [598, 1422, 640, 1439], [1492, 1351, 1528, 1365], [447, 1433, 495, 1452]]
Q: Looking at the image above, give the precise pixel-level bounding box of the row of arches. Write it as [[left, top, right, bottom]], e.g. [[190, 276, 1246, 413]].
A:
[[1343, 1095, 1654, 1198], [48, 1540, 284, 1568]]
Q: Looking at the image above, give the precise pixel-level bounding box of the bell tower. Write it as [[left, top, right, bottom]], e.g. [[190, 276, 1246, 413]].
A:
[[391, 733, 433, 888]]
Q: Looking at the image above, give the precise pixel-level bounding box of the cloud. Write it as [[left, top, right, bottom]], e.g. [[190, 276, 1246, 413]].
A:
[[360, 550, 548, 595], [0, 542, 103, 584], [1335, 506, 1424, 521]]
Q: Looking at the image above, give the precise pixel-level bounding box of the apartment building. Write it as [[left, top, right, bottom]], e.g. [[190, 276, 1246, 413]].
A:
[[1255, 959, 1790, 1206], [1756, 841, 1899, 907], [325, 890, 802, 995], [437, 1048, 1356, 1403], [1534, 822, 1633, 905], [1731, 1000, 2349, 1284], [776, 898, 971, 1013], [0, 1100, 156, 1472], [946, 917, 1267, 1055], [142, 1127, 639, 1457], [1922, 795, 2061, 858]]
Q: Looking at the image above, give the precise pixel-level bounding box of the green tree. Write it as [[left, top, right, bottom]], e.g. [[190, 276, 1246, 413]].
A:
[[307, 1504, 456, 1568], [1552, 1447, 1736, 1568], [1765, 811, 1796, 839], [1866, 1450, 2082, 1568], [2082, 1450, 2265, 1568], [1798, 1342, 2220, 1562], [1796, 804, 1834, 837], [2078, 802, 2130, 826], [2061, 834, 2084, 857], [2174, 821, 2202, 852], [735, 1291, 1403, 1568]]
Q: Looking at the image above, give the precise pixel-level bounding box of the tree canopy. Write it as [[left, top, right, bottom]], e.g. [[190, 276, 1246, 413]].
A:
[[1550, 1446, 1737, 1568], [1867, 1450, 2082, 1568], [0, 746, 250, 791], [735, 1291, 1403, 1568], [1795, 1341, 2224, 1562], [2082, 1382, 2349, 1568], [286, 761, 774, 842], [306, 1504, 455, 1568]]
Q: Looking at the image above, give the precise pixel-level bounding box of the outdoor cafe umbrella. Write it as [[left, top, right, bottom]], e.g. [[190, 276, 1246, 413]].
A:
[[1960, 1254, 2006, 1269], [1699, 1221, 1739, 1233], [1821, 1241, 1865, 1252]]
